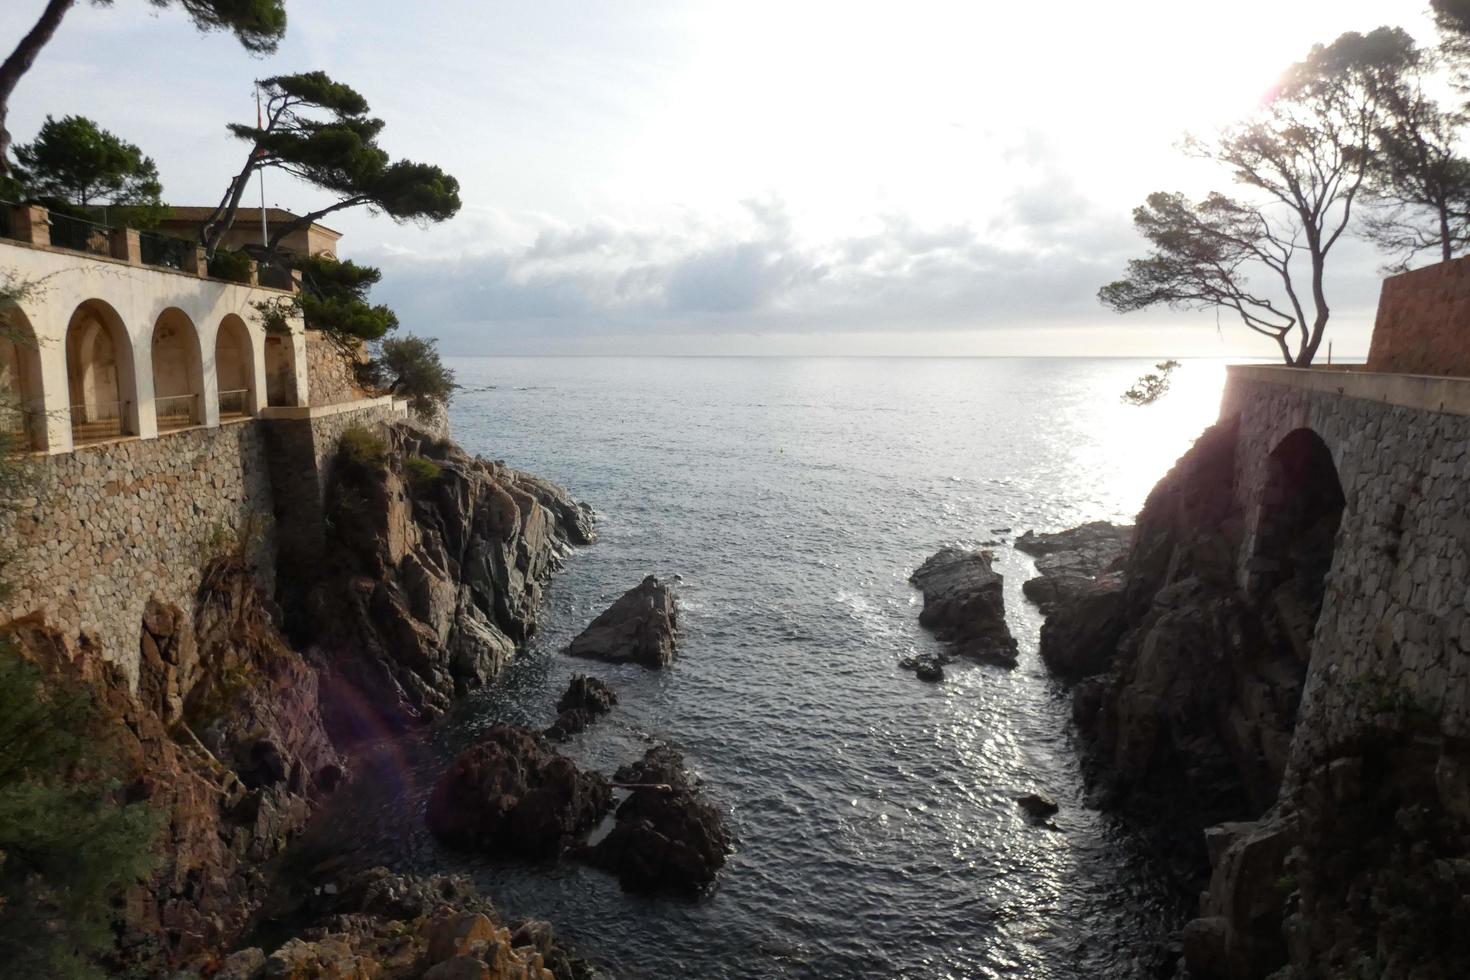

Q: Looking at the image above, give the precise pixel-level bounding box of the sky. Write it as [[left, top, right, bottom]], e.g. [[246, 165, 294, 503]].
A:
[[0, 1, 1445, 356]]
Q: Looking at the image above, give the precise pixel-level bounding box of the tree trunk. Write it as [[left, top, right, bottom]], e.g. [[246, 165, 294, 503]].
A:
[[0, 0, 78, 179]]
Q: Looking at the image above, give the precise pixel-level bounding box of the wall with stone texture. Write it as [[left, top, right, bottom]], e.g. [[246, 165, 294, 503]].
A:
[[0, 422, 276, 685], [305, 331, 366, 406], [1366, 255, 1470, 377], [1, 400, 409, 686], [1219, 369, 1470, 778]]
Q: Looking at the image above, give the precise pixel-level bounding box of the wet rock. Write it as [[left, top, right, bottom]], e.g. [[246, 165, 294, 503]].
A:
[[425, 725, 612, 857], [899, 655, 945, 682], [1016, 792, 1060, 821], [312, 424, 595, 745], [580, 746, 732, 896], [1017, 521, 1133, 616], [908, 548, 1018, 667], [568, 576, 678, 669], [544, 675, 618, 741]]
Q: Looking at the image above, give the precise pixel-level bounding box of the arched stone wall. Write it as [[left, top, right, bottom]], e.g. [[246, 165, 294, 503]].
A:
[[216, 314, 256, 418], [0, 305, 46, 450], [151, 308, 205, 429], [65, 299, 137, 442]]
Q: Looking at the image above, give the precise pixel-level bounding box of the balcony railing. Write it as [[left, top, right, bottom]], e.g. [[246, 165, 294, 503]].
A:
[[48, 210, 111, 256], [70, 400, 129, 443], [154, 393, 199, 430], [140, 231, 191, 270], [218, 388, 252, 419], [0, 403, 45, 451]]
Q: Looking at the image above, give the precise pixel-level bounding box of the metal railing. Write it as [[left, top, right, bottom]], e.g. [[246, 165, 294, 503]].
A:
[[154, 393, 199, 430], [140, 231, 191, 270], [47, 210, 111, 256], [218, 388, 252, 418], [0, 403, 45, 451], [70, 399, 129, 442]]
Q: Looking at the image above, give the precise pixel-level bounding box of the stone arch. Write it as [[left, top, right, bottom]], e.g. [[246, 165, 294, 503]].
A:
[[215, 314, 256, 418], [66, 299, 137, 442], [0, 305, 46, 451], [264, 333, 298, 407], [151, 307, 204, 429], [1250, 427, 1347, 656]]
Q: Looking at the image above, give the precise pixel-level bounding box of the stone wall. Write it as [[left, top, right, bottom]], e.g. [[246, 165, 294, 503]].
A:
[[1, 422, 276, 685], [305, 331, 366, 406], [1366, 255, 1470, 377], [1, 400, 409, 686], [1219, 371, 1470, 771]]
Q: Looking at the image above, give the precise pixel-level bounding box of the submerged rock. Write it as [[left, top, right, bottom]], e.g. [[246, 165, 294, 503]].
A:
[[544, 675, 619, 741], [908, 548, 1018, 667], [580, 746, 732, 896], [899, 654, 945, 682], [568, 575, 679, 669], [425, 725, 612, 858]]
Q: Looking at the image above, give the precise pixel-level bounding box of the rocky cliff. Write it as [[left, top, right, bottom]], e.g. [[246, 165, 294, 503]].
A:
[[309, 423, 594, 744], [1037, 418, 1470, 979]]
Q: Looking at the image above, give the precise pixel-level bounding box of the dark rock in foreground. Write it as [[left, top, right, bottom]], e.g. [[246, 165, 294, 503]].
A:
[[425, 724, 612, 857], [908, 548, 1018, 667], [1016, 792, 1060, 821], [899, 654, 945, 682], [544, 674, 619, 741], [568, 575, 679, 669], [580, 746, 732, 896], [1017, 520, 1133, 616]]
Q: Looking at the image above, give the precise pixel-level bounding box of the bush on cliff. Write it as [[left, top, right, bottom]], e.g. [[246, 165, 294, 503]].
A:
[[0, 646, 158, 980]]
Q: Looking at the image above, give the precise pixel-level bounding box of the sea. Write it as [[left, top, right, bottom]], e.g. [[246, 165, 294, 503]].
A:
[[319, 356, 1231, 980]]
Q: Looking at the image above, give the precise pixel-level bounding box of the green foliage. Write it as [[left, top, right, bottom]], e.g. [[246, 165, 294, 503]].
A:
[[0, 647, 158, 980], [338, 424, 388, 472], [152, 0, 288, 54], [1121, 360, 1181, 406], [403, 454, 442, 489], [204, 70, 461, 255], [360, 334, 457, 421], [207, 247, 255, 284], [13, 116, 164, 218], [295, 255, 399, 343]]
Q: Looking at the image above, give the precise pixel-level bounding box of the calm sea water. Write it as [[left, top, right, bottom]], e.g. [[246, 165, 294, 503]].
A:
[[323, 357, 1229, 980]]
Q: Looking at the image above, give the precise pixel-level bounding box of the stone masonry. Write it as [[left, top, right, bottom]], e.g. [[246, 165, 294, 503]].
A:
[[305, 330, 367, 407], [1221, 368, 1470, 779], [1366, 254, 1470, 377]]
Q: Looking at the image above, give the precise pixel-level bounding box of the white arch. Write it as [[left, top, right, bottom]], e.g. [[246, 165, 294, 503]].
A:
[[215, 314, 256, 418], [0, 304, 46, 451], [150, 307, 204, 429], [65, 299, 138, 443]]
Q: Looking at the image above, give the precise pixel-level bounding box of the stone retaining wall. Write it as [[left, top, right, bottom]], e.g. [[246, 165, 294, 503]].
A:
[[1366, 255, 1470, 377], [1220, 371, 1470, 773], [1, 400, 410, 686], [305, 330, 367, 406], [1, 423, 276, 686]]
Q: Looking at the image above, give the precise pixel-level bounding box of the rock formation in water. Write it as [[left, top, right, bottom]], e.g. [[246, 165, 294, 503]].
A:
[[580, 745, 733, 897], [3, 556, 344, 976], [567, 574, 679, 669], [425, 724, 613, 857], [908, 547, 1018, 667], [1016, 520, 1132, 615], [313, 424, 595, 743], [544, 673, 619, 741]]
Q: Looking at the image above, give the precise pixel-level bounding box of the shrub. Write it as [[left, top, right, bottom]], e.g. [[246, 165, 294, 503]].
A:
[[404, 454, 441, 489], [0, 644, 158, 979], [338, 424, 388, 471], [207, 247, 254, 284]]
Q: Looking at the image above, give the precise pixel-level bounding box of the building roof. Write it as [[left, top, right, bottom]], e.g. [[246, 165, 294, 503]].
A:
[[159, 206, 342, 239]]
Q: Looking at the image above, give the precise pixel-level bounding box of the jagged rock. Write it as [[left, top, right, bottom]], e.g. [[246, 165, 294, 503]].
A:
[[314, 425, 594, 744], [898, 655, 944, 682], [1037, 575, 1128, 679], [1, 556, 345, 977], [580, 746, 732, 896], [908, 548, 1018, 667], [544, 675, 618, 741], [567, 576, 678, 669], [425, 725, 612, 857], [1018, 521, 1132, 616], [1016, 792, 1060, 821]]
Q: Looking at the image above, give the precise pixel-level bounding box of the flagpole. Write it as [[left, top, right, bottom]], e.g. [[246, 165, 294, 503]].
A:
[[256, 84, 268, 249]]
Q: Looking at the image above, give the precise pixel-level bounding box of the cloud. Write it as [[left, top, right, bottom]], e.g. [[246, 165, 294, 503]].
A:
[[367, 195, 1144, 352]]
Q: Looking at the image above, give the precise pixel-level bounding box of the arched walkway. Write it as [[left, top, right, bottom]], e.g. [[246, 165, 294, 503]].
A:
[[264, 333, 298, 407], [151, 308, 204, 430], [1251, 428, 1347, 656], [66, 300, 136, 442], [0, 305, 46, 451], [215, 314, 255, 418]]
